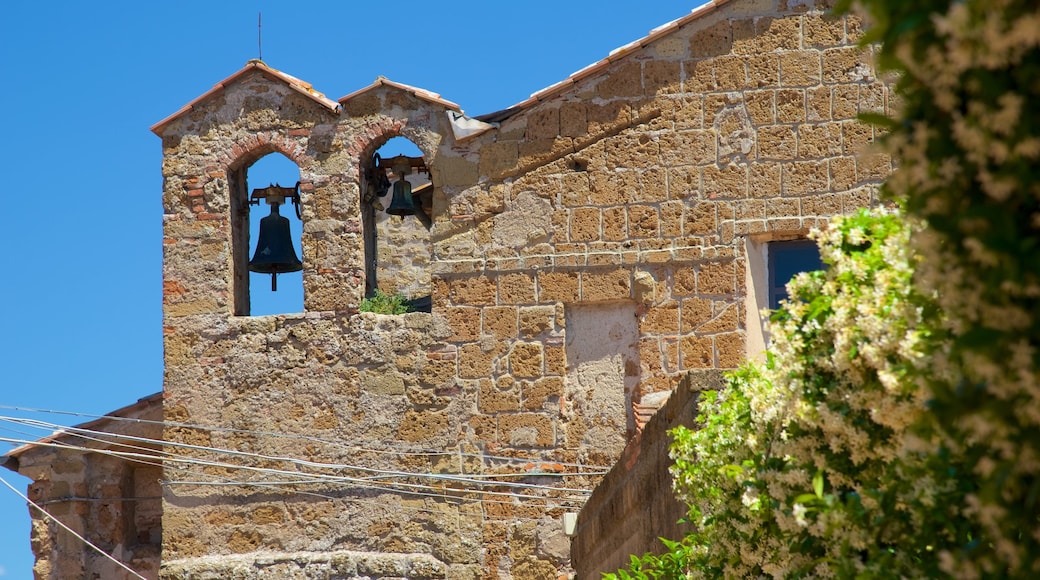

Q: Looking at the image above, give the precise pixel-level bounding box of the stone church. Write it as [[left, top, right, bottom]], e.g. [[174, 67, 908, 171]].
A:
[[3, 0, 889, 577]]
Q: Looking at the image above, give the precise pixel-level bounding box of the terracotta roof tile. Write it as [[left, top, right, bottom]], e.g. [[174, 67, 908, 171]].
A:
[[339, 77, 461, 111], [478, 0, 733, 122]]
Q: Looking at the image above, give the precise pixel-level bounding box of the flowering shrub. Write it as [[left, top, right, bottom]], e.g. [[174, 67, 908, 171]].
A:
[[851, 0, 1040, 574], [608, 209, 964, 578]]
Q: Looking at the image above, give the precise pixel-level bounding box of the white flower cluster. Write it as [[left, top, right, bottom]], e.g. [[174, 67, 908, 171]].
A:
[[665, 209, 944, 577]]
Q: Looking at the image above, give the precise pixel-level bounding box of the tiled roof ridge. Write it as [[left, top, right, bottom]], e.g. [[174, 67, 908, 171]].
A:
[[476, 0, 734, 122], [151, 59, 341, 135], [338, 76, 461, 111]]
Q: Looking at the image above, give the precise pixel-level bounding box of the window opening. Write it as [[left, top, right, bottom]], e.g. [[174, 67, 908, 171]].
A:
[[362, 137, 433, 313], [235, 152, 304, 316], [767, 239, 822, 309]]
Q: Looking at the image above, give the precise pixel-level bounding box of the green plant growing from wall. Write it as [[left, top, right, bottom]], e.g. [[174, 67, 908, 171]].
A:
[[359, 289, 413, 315]]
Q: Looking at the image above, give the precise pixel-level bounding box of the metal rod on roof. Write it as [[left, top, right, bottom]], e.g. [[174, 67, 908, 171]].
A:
[[258, 12, 263, 61]]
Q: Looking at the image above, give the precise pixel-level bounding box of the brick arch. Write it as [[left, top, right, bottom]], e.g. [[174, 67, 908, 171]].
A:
[[224, 132, 312, 317], [222, 131, 312, 174], [355, 118, 438, 306]]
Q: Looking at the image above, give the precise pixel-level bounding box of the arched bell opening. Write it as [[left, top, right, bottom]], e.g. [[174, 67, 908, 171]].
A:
[[228, 151, 304, 316], [360, 136, 433, 313]]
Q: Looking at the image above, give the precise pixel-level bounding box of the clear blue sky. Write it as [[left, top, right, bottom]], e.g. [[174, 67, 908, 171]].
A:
[[0, 2, 699, 576]]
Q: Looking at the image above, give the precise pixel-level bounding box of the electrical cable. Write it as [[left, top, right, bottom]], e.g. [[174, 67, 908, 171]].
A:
[[0, 433, 592, 507], [0, 405, 611, 471], [0, 420, 600, 497], [0, 474, 148, 580]]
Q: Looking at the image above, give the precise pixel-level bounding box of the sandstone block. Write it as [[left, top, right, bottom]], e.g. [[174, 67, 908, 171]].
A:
[[445, 306, 481, 342], [699, 301, 739, 333], [561, 172, 592, 206], [523, 377, 564, 411], [804, 14, 845, 48], [748, 162, 783, 199], [569, 207, 601, 242], [589, 171, 630, 206], [703, 164, 748, 199], [806, 86, 832, 122], [526, 107, 560, 140], [689, 19, 732, 58], [680, 297, 714, 332], [596, 62, 643, 99], [829, 156, 857, 191], [644, 60, 681, 95], [628, 205, 660, 238], [668, 165, 701, 200], [684, 202, 717, 235], [831, 85, 859, 120], [479, 141, 519, 179], [755, 17, 801, 52], [698, 261, 736, 295], [713, 56, 747, 92], [743, 91, 775, 126], [660, 201, 684, 237], [680, 335, 714, 368], [641, 301, 680, 334], [484, 306, 519, 339], [540, 345, 565, 378], [684, 59, 715, 94], [398, 409, 449, 442], [498, 413, 555, 447], [780, 51, 822, 88], [509, 342, 544, 378], [519, 306, 555, 337], [822, 46, 872, 85], [498, 272, 536, 304], [421, 358, 457, 387], [784, 159, 830, 195], [747, 54, 780, 88], [586, 102, 632, 135], [603, 206, 628, 241], [776, 89, 806, 123], [842, 120, 873, 155], [670, 95, 705, 130], [459, 344, 495, 379], [659, 130, 716, 167], [757, 125, 797, 160], [581, 269, 631, 301], [449, 275, 497, 306], [798, 123, 842, 158], [437, 155, 479, 187], [538, 271, 579, 303], [560, 102, 588, 137], [716, 332, 746, 368], [801, 192, 843, 216], [633, 167, 667, 204]]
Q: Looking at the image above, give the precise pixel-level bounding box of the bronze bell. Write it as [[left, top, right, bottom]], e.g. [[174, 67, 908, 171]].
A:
[[386, 178, 415, 216], [249, 185, 303, 291]]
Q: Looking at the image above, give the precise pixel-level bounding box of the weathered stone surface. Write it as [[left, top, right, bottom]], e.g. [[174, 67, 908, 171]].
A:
[[11, 3, 893, 580]]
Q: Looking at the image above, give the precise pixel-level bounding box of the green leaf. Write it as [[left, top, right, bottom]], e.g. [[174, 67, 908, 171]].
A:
[[813, 470, 824, 499]]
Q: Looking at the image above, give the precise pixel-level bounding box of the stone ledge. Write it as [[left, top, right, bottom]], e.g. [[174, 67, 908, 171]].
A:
[[160, 549, 447, 579]]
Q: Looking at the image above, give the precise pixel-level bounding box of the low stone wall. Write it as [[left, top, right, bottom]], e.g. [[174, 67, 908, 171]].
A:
[[570, 369, 724, 579]]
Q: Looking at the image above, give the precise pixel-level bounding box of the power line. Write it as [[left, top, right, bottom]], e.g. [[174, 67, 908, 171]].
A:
[[0, 405, 611, 471], [0, 474, 148, 580]]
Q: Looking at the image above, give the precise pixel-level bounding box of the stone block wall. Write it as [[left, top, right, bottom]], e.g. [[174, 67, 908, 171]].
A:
[[5, 393, 163, 580], [152, 0, 890, 578], [570, 370, 724, 578]]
